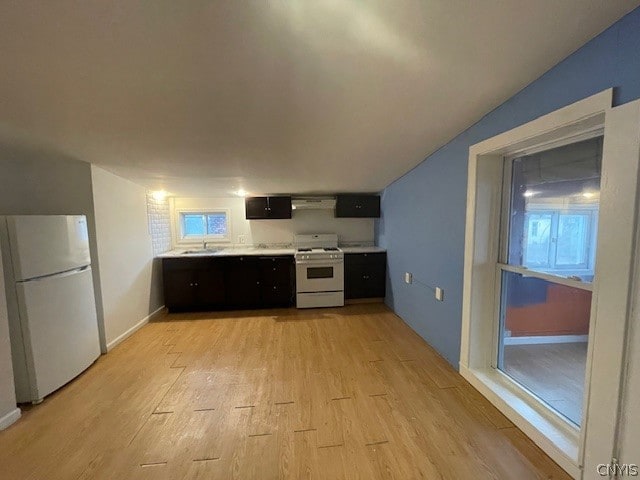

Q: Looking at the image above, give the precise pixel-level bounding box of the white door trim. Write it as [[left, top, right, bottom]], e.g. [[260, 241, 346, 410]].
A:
[[581, 99, 640, 477]]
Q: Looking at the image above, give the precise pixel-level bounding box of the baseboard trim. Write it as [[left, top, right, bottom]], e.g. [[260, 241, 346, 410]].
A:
[[503, 334, 588, 346], [106, 306, 165, 351], [0, 407, 21, 431]]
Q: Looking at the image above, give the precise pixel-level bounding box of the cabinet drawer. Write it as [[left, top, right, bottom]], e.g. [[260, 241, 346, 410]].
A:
[[163, 257, 210, 271], [261, 284, 292, 306], [344, 252, 386, 267], [258, 256, 292, 285]]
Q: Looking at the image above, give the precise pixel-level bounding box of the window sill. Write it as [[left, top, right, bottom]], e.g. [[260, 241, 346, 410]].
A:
[[459, 365, 581, 479]]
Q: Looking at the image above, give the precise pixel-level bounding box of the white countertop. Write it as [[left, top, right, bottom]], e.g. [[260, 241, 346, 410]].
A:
[[158, 247, 295, 258], [339, 246, 386, 254], [158, 245, 386, 258]]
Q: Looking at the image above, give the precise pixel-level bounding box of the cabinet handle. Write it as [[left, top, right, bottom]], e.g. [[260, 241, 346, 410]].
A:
[[363, 275, 369, 279], [273, 286, 277, 290], [256, 281, 260, 285], [356, 205, 362, 208], [189, 283, 193, 286], [273, 267, 276, 271], [194, 283, 198, 286]]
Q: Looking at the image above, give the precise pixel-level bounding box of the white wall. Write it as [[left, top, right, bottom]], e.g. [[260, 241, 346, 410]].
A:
[[91, 166, 163, 350], [0, 245, 20, 430], [170, 197, 375, 248]]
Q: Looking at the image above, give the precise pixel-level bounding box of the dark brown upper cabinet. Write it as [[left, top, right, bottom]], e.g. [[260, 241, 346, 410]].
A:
[[335, 194, 380, 218], [245, 196, 292, 219]]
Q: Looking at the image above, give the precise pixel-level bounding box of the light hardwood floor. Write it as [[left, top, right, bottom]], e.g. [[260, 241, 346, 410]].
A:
[[0, 304, 570, 479], [503, 342, 587, 425]]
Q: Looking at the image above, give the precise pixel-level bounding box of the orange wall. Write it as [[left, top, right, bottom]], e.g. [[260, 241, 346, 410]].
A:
[[505, 284, 591, 337]]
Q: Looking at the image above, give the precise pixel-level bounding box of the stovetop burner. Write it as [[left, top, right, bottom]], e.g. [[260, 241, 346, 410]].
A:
[[294, 234, 342, 258]]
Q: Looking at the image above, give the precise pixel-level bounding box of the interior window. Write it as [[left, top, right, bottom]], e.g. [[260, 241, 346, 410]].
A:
[[497, 135, 602, 426]]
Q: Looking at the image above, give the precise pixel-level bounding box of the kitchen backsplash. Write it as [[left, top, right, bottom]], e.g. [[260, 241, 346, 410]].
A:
[[147, 194, 171, 255]]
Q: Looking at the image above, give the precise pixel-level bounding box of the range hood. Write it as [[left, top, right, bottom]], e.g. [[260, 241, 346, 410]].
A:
[[291, 197, 336, 210]]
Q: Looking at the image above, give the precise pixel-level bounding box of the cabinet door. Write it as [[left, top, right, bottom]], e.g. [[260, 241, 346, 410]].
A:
[[335, 195, 380, 218], [267, 196, 292, 219], [345, 263, 367, 299], [225, 256, 261, 308], [344, 253, 386, 299], [195, 259, 226, 308], [245, 197, 269, 219], [362, 261, 386, 298], [163, 268, 197, 310], [245, 196, 292, 219]]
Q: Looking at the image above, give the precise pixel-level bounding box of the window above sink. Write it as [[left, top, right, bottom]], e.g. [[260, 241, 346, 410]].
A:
[[175, 208, 231, 245]]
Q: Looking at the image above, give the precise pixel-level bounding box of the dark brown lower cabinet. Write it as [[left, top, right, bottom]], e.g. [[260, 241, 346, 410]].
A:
[[344, 252, 386, 300], [225, 256, 261, 308], [163, 258, 226, 311], [163, 255, 294, 312]]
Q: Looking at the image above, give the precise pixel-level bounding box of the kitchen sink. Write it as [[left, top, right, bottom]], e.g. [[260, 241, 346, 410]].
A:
[[181, 248, 221, 255]]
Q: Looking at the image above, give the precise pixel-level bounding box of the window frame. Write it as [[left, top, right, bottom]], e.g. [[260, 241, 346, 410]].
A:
[[175, 208, 232, 245], [499, 137, 602, 285], [492, 139, 602, 427], [460, 89, 640, 478]]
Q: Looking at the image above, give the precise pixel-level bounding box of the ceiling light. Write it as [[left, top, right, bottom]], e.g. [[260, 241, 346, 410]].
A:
[[236, 189, 247, 197], [582, 191, 596, 199], [151, 190, 168, 201], [523, 190, 536, 198]]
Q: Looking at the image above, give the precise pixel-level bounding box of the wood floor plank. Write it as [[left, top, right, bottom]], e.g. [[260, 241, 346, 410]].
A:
[[0, 304, 570, 479]]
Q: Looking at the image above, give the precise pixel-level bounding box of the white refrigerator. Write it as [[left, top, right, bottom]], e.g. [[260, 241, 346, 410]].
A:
[[0, 215, 101, 404]]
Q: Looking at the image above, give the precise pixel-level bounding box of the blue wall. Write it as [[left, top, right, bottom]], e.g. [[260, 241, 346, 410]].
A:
[[375, 7, 640, 367]]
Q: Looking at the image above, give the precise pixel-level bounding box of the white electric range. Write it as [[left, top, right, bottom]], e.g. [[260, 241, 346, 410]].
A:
[[294, 234, 344, 308]]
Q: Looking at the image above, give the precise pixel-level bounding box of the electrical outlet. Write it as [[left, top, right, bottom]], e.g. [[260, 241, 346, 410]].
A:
[[435, 287, 444, 301], [238, 234, 246, 244], [404, 272, 412, 284]]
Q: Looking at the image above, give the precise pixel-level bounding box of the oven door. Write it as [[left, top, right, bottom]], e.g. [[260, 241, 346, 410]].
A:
[[295, 259, 344, 293]]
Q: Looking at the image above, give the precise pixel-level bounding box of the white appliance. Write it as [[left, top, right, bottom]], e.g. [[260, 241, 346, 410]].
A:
[[0, 215, 101, 404], [294, 234, 344, 308], [291, 197, 337, 211]]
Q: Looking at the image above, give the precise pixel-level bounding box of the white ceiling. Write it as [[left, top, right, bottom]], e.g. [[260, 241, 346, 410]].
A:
[[0, 1, 637, 197]]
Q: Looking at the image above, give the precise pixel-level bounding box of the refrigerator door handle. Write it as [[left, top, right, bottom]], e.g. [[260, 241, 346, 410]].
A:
[[17, 265, 91, 283]]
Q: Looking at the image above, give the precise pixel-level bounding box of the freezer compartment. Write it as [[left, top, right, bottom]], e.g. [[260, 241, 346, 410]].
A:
[[15, 266, 100, 402], [7, 215, 91, 281]]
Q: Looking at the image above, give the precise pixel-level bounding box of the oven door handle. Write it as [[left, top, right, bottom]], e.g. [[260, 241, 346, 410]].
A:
[[296, 260, 344, 266]]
